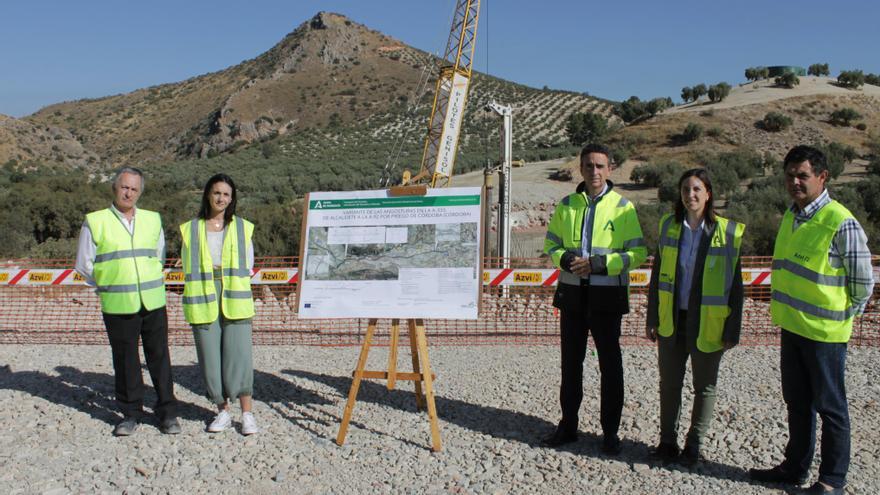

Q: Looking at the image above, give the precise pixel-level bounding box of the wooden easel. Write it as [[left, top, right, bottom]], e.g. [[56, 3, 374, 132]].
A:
[[335, 317, 442, 451], [334, 185, 442, 451]]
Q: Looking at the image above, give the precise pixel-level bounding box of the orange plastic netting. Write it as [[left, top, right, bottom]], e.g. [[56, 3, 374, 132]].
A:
[[1, 256, 877, 347]]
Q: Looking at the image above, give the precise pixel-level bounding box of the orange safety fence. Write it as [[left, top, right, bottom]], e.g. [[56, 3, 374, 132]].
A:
[[1, 256, 878, 347]]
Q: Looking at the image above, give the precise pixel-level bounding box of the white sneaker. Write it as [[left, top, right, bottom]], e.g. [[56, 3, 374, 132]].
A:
[[207, 410, 232, 433], [241, 412, 259, 436]]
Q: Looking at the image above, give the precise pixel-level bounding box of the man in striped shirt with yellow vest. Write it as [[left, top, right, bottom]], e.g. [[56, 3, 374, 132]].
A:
[[750, 146, 874, 494], [542, 143, 648, 454], [75, 167, 179, 436]]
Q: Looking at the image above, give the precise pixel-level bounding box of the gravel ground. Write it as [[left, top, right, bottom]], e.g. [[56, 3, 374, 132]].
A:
[[1, 344, 878, 494]]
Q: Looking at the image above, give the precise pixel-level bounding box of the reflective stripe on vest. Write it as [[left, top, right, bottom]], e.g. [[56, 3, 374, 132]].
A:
[[181, 216, 255, 325], [543, 188, 647, 287], [86, 208, 166, 314], [770, 200, 854, 342], [656, 214, 744, 353]]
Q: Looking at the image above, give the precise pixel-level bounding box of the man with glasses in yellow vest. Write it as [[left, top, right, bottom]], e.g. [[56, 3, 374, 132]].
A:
[[542, 143, 647, 454], [750, 146, 874, 494], [75, 167, 179, 436]]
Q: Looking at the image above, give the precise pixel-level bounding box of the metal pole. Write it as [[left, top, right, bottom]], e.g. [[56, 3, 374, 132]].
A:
[[483, 160, 494, 259], [500, 107, 512, 266], [487, 102, 513, 296]]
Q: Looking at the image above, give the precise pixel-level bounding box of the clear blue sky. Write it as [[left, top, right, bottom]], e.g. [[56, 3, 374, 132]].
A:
[[2, 0, 878, 117]]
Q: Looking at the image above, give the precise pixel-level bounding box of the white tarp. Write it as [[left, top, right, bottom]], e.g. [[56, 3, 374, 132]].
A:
[[433, 72, 469, 178]]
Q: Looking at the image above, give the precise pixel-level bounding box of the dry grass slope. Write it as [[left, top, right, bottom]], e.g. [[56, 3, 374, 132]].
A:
[[21, 12, 614, 169]]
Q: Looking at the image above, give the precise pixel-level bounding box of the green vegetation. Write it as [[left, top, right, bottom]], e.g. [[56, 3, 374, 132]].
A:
[[630, 162, 686, 188], [837, 70, 865, 89], [744, 66, 769, 82], [682, 84, 711, 103], [866, 73, 880, 87], [0, 159, 304, 260], [614, 96, 671, 123], [681, 123, 703, 143], [632, 146, 880, 255], [650, 98, 674, 115], [611, 147, 629, 166], [1, 88, 585, 260], [669, 122, 703, 145], [868, 138, 880, 175], [775, 72, 800, 88], [707, 82, 731, 102], [565, 112, 608, 146], [681, 87, 693, 103], [760, 112, 793, 132], [816, 142, 857, 179], [829, 107, 863, 127], [615, 97, 645, 122], [724, 175, 789, 255], [808, 63, 830, 77]]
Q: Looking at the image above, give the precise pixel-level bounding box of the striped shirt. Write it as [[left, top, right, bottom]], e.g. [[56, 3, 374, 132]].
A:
[[790, 189, 875, 314]]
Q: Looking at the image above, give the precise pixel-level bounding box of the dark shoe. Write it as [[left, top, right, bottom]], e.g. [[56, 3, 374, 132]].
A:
[[541, 428, 577, 448], [601, 435, 622, 456], [650, 442, 680, 461], [802, 482, 844, 494], [159, 417, 181, 435], [113, 417, 138, 437], [680, 443, 702, 466], [749, 465, 809, 485]]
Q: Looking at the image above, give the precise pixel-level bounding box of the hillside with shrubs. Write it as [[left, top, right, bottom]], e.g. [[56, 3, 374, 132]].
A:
[[555, 72, 880, 255], [3, 52, 880, 259]]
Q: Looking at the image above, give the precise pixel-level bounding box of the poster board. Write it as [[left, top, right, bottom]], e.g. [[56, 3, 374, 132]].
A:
[[297, 187, 483, 319]]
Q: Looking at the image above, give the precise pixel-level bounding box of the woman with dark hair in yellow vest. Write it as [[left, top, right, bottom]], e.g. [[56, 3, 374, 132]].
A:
[[646, 168, 745, 465], [180, 173, 257, 435]]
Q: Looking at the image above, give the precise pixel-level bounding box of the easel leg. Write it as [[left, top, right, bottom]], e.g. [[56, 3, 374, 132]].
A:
[[414, 319, 442, 452], [336, 319, 377, 446], [408, 319, 425, 411], [387, 319, 400, 390]]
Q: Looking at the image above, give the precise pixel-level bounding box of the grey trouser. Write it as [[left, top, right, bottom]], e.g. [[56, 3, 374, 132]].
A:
[[191, 278, 254, 405], [658, 310, 724, 448]]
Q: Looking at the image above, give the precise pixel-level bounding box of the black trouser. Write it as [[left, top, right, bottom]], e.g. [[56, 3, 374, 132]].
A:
[[103, 306, 177, 421], [780, 330, 850, 488], [559, 308, 624, 438]]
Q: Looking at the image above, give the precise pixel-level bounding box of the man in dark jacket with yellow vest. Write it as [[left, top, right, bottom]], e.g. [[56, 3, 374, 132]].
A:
[[750, 146, 874, 494], [542, 143, 648, 454], [75, 167, 179, 436]]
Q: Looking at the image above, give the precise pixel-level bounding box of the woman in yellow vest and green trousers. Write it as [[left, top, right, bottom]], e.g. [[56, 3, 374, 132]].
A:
[[646, 168, 745, 465], [180, 174, 258, 435]]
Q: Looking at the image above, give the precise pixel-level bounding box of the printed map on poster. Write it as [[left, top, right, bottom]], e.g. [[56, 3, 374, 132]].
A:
[[297, 187, 482, 319]]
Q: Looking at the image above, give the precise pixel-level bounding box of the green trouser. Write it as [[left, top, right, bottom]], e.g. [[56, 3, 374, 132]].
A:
[[658, 310, 724, 448], [191, 277, 254, 405]]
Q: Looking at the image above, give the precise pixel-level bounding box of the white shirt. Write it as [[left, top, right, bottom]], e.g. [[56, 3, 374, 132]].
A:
[[205, 228, 255, 269], [74, 204, 165, 287]]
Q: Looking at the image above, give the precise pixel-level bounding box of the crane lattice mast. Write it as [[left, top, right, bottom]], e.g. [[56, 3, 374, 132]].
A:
[[408, 0, 481, 188]]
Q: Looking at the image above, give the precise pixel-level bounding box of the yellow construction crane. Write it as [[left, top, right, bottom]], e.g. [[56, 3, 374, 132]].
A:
[[403, 0, 481, 188]]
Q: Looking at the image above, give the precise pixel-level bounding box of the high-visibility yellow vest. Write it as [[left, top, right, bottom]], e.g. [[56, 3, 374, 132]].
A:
[[543, 186, 647, 287], [180, 216, 255, 324], [656, 214, 745, 352], [85, 208, 166, 314], [771, 200, 855, 342]]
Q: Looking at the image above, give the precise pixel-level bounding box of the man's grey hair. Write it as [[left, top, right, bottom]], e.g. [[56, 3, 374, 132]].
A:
[[111, 167, 145, 192]]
